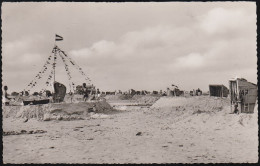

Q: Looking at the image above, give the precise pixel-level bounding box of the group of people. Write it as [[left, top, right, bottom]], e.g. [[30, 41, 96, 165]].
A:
[[67, 89, 101, 103], [190, 88, 202, 96], [82, 87, 101, 102]]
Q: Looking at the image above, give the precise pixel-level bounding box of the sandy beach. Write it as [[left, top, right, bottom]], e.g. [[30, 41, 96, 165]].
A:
[[3, 96, 258, 163], [2, 2, 257, 164]]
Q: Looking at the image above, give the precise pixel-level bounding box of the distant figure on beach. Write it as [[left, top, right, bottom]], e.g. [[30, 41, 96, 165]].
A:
[[45, 90, 52, 97], [197, 88, 202, 96], [233, 95, 239, 114], [3, 85, 10, 105], [4, 85, 8, 98], [96, 88, 101, 99], [69, 91, 73, 103], [234, 102, 239, 114], [83, 90, 89, 101]]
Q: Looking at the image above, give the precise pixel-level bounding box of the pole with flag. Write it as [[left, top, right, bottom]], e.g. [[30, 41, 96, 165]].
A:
[[53, 34, 63, 96], [55, 34, 63, 41], [55, 34, 63, 46]]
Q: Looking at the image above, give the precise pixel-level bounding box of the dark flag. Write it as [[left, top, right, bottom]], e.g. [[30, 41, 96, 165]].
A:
[[55, 34, 63, 41]]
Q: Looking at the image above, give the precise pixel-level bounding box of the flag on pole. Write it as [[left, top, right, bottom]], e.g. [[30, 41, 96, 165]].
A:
[[55, 34, 63, 41]]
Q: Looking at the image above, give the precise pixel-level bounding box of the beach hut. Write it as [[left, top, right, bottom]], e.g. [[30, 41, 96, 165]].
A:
[[209, 84, 229, 97], [175, 89, 184, 96], [229, 78, 257, 113]]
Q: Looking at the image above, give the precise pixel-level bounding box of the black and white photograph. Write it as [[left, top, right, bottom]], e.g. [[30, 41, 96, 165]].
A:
[[1, 1, 258, 163]]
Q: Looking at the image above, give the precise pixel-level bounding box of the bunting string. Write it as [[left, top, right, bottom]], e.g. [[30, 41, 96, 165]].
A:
[[25, 54, 53, 91], [58, 50, 74, 92], [24, 45, 93, 94], [58, 47, 92, 84], [44, 66, 54, 88], [52, 47, 58, 80]]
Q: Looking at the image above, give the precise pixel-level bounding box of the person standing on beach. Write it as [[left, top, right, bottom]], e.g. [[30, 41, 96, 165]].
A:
[[96, 88, 101, 100], [69, 91, 73, 103], [234, 102, 239, 114], [234, 95, 239, 114], [83, 90, 89, 102]]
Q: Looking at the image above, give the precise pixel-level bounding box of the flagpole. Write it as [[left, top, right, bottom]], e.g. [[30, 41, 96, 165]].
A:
[[53, 48, 56, 102], [55, 35, 56, 46], [53, 34, 63, 96], [53, 34, 56, 94]]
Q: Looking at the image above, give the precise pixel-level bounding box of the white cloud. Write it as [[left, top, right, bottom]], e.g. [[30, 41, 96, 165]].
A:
[[199, 7, 255, 34], [2, 3, 257, 92], [3, 35, 46, 67], [66, 14, 256, 91], [174, 53, 205, 69], [70, 25, 194, 65], [91, 40, 116, 54]]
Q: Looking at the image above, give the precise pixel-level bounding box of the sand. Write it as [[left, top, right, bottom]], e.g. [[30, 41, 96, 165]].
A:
[[105, 94, 160, 105], [2, 96, 258, 163], [3, 100, 115, 121]]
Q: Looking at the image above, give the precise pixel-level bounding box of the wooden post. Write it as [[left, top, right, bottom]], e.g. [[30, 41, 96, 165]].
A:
[[229, 81, 233, 113], [221, 86, 223, 98], [52, 45, 57, 103], [53, 47, 56, 86], [236, 80, 241, 114]]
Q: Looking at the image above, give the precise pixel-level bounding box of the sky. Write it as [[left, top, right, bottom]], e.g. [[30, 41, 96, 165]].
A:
[[1, 2, 257, 93]]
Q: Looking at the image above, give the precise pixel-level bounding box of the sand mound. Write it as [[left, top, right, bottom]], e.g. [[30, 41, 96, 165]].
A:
[[150, 96, 257, 130], [119, 94, 134, 100], [105, 94, 160, 105], [132, 95, 160, 105], [152, 96, 229, 113], [3, 100, 116, 121], [104, 94, 133, 101], [150, 96, 230, 123]]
